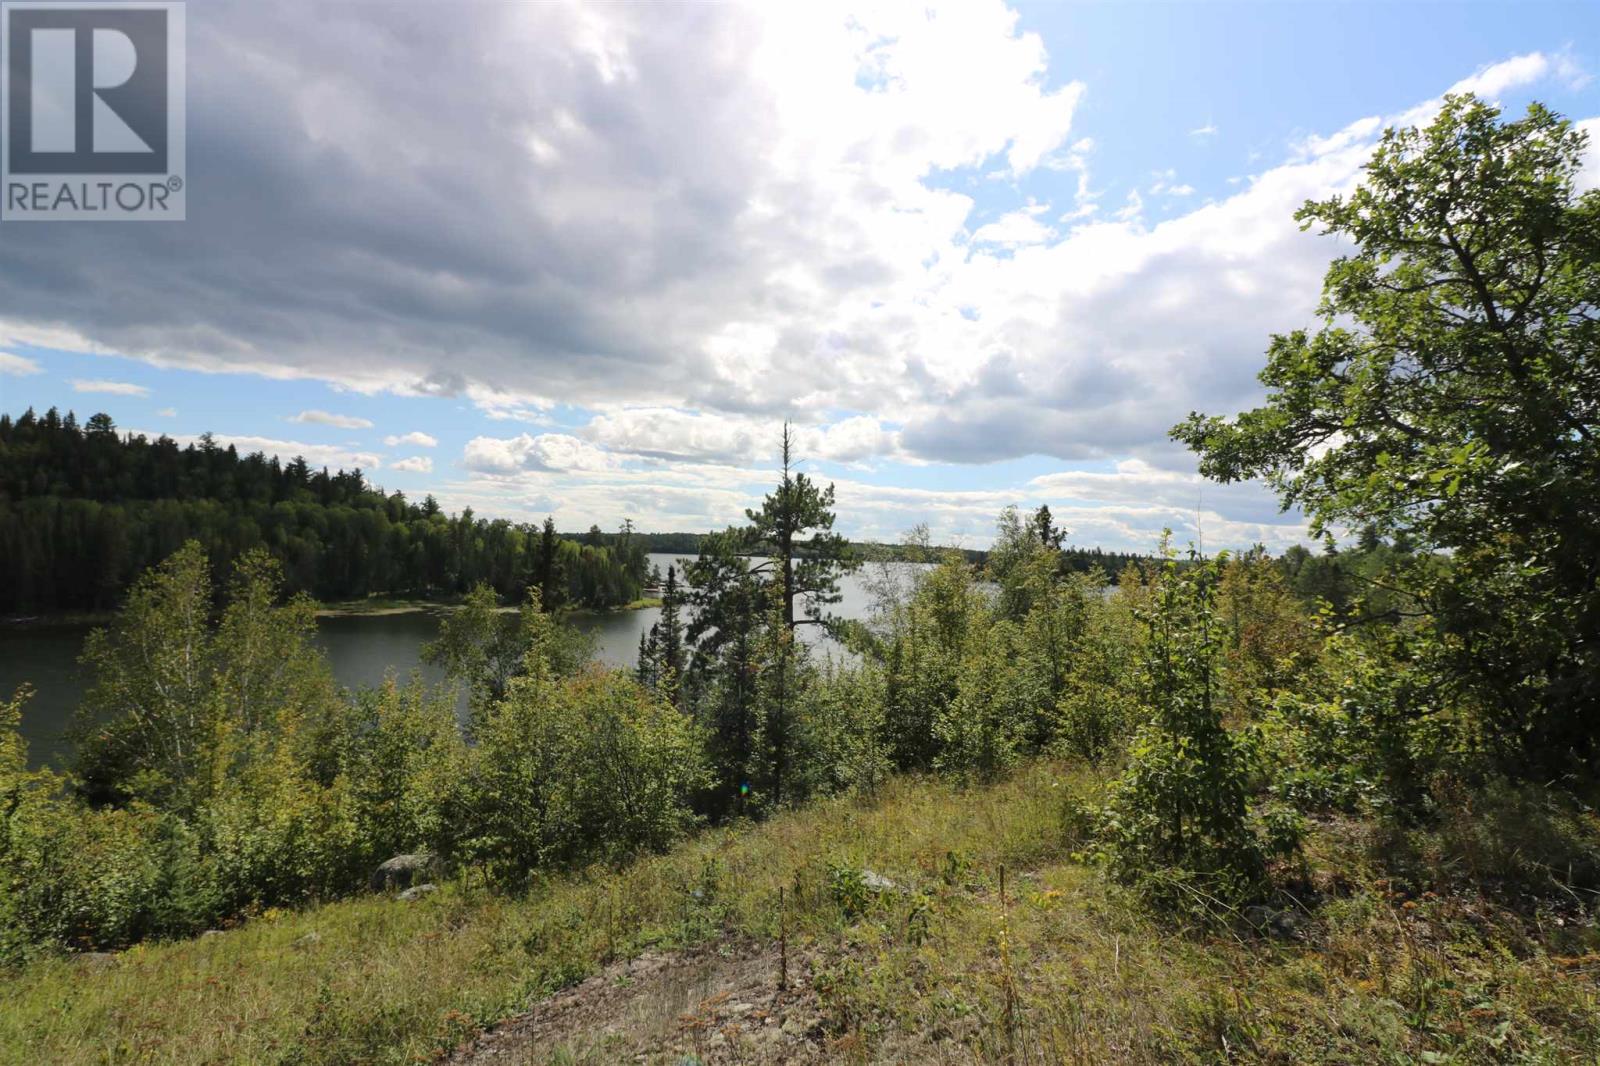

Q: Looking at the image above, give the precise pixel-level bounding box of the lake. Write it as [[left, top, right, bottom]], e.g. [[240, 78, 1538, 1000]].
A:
[[1, 554, 911, 769]]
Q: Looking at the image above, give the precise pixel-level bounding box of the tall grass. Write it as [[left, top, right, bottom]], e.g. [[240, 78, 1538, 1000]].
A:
[[4, 760, 1596, 1064]]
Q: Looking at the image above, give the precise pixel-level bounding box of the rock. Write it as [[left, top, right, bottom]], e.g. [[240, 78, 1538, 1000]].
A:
[[397, 883, 438, 902], [1243, 905, 1303, 939], [76, 951, 118, 971], [293, 931, 322, 949], [370, 851, 438, 892], [200, 929, 222, 939], [860, 869, 897, 893]]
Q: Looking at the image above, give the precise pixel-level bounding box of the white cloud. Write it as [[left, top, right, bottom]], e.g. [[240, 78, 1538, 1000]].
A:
[[972, 209, 1056, 247], [1148, 170, 1194, 197], [156, 407, 177, 417], [389, 455, 434, 473], [289, 409, 374, 429], [1449, 51, 1586, 98], [1190, 122, 1218, 138], [134, 431, 382, 472], [462, 432, 620, 474], [0, 0, 1085, 422], [0, 16, 1584, 552], [0, 352, 41, 376], [384, 430, 439, 447], [71, 379, 149, 396], [584, 408, 770, 464], [1577, 118, 1600, 192], [802, 416, 903, 465]]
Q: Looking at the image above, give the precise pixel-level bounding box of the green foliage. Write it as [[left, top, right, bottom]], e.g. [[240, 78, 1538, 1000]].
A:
[[0, 409, 649, 612], [871, 552, 983, 772], [1174, 95, 1600, 775], [680, 426, 859, 813], [464, 660, 708, 883], [1101, 544, 1275, 909], [423, 582, 593, 721], [635, 564, 687, 707], [791, 662, 891, 800], [333, 679, 466, 866], [935, 617, 1031, 782], [1267, 621, 1447, 817], [0, 540, 711, 961]]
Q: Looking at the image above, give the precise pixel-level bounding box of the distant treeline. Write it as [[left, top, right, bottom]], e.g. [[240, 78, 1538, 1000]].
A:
[[0, 408, 648, 614], [621, 534, 1151, 580]]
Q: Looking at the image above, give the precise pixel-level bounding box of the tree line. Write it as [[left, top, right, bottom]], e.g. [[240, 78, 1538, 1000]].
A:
[[0, 411, 649, 613]]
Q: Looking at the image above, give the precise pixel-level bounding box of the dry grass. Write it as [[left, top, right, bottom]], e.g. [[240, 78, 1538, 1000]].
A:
[[3, 761, 1597, 1065]]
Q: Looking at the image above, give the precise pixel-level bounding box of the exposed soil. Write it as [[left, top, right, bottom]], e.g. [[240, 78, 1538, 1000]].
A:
[[445, 939, 833, 1065]]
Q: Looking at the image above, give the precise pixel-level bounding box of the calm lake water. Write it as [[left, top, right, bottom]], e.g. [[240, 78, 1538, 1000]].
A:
[[1, 554, 907, 769]]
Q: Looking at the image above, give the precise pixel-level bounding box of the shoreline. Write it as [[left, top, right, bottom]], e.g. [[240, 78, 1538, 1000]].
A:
[[3, 595, 665, 630]]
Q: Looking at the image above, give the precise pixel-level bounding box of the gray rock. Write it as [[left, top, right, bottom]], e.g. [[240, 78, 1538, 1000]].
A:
[[293, 931, 321, 949], [397, 883, 438, 902], [370, 851, 438, 892], [861, 869, 897, 893], [1243, 904, 1303, 939]]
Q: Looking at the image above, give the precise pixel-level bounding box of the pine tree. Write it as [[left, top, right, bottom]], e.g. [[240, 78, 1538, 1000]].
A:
[[685, 425, 857, 810]]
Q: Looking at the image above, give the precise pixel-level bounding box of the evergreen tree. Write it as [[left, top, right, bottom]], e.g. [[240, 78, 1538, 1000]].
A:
[[684, 426, 857, 811]]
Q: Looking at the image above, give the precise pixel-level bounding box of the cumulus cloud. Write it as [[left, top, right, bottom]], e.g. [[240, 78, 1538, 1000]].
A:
[[0, 8, 1584, 549], [463, 432, 620, 474], [1449, 51, 1587, 98], [289, 409, 374, 429], [0, 0, 1082, 425], [972, 208, 1056, 247], [584, 408, 769, 464], [0, 352, 41, 376], [72, 379, 149, 396], [578, 409, 901, 467], [389, 455, 434, 473], [385, 431, 439, 448]]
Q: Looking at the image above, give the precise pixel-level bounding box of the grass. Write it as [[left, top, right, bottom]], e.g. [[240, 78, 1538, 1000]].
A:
[[2, 762, 1597, 1064]]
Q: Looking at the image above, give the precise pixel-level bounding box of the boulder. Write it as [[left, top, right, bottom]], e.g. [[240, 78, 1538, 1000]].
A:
[[370, 851, 439, 893], [397, 883, 438, 902]]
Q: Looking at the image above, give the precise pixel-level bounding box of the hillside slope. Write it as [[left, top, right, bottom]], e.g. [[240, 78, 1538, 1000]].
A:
[[2, 762, 1596, 1064]]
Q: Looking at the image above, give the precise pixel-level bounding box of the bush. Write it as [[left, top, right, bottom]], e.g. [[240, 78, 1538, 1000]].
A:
[[1100, 546, 1276, 911], [463, 633, 708, 883]]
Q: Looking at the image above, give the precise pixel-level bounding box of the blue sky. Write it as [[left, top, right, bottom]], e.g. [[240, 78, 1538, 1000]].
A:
[[2, 0, 1597, 549]]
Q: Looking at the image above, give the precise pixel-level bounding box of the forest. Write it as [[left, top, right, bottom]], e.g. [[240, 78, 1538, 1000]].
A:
[[0, 414, 652, 613], [0, 418, 1149, 617], [1, 96, 1598, 1062]]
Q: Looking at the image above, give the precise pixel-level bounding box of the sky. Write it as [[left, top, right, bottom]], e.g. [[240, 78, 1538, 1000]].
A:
[[1, 0, 1597, 551]]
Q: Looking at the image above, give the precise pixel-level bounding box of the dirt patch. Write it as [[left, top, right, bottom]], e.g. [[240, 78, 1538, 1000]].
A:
[[446, 939, 832, 1065]]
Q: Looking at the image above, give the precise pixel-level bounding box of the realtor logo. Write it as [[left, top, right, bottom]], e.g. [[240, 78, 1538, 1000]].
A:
[[2, 1, 185, 220]]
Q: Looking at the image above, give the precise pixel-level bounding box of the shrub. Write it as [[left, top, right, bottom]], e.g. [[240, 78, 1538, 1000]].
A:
[[1101, 545, 1275, 911], [463, 632, 708, 883]]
